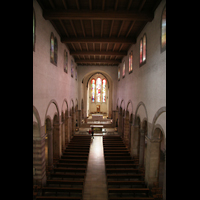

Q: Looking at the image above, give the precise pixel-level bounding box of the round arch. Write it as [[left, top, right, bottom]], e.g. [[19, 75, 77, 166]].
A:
[[150, 106, 166, 139], [44, 99, 60, 126]]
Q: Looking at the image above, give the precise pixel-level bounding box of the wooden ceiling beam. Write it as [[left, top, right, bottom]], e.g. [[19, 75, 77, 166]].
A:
[[70, 51, 126, 56], [61, 36, 136, 44], [75, 59, 121, 64], [43, 10, 154, 21]]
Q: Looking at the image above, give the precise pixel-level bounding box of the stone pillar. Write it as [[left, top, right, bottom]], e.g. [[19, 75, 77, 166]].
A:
[[118, 111, 122, 136], [163, 150, 166, 200], [123, 112, 130, 148], [78, 110, 82, 127], [47, 125, 53, 170], [130, 125, 140, 158], [139, 129, 145, 167], [53, 123, 61, 162], [33, 125, 46, 186], [145, 136, 161, 188]]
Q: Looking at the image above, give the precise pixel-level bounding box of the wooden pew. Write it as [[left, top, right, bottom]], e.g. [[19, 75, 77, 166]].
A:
[[105, 160, 138, 164], [106, 174, 144, 181], [47, 180, 84, 187], [108, 197, 154, 200], [50, 173, 85, 180], [63, 152, 89, 156], [108, 188, 150, 196], [106, 169, 139, 174], [36, 196, 82, 200], [41, 187, 83, 196], [55, 163, 87, 168], [105, 156, 132, 160], [61, 155, 88, 160], [59, 159, 88, 164], [106, 164, 138, 168], [107, 181, 145, 188], [104, 152, 130, 156], [53, 167, 86, 173]]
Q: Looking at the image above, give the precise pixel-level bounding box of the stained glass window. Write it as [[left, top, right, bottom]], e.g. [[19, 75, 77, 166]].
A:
[[54, 37, 58, 65], [122, 61, 125, 78], [118, 66, 120, 81], [91, 79, 96, 102], [129, 51, 133, 73], [161, 6, 166, 52], [143, 34, 146, 62], [50, 33, 54, 63], [64, 50, 68, 73], [102, 79, 106, 102], [140, 34, 147, 67], [96, 78, 101, 102], [140, 39, 143, 64], [33, 8, 36, 51]]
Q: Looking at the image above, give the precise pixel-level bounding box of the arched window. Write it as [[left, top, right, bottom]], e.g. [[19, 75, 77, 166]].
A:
[[161, 6, 166, 52], [91, 79, 96, 102], [102, 79, 106, 102], [140, 39, 143, 64], [96, 78, 101, 102], [118, 66, 120, 81], [139, 33, 147, 67], [33, 8, 36, 51], [50, 32, 54, 63], [54, 37, 58, 65], [143, 34, 147, 62], [122, 61, 125, 78], [129, 51, 133, 73]]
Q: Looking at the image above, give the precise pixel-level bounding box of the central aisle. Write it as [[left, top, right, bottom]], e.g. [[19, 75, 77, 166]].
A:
[[83, 136, 108, 200]]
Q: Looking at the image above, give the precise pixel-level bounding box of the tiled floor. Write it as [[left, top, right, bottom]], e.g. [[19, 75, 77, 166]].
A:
[[83, 136, 108, 200]]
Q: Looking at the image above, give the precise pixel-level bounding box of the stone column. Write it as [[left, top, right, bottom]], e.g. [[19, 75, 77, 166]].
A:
[[145, 136, 161, 188], [130, 125, 139, 158], [33, 125, 46, 186], [162, 150, 166, 200], [53, 123, 61, 162], [139, 129, 145, 167], [123, 112, 130, 148], [47, 125, 53, 170], [118, 111, 122, 136]]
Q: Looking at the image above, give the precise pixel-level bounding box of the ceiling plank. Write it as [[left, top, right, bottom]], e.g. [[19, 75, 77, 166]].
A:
[[75, 0, 80, 10], [102, 0, 105, 10], [80, 19, 86, 37], [61, 36, 136, 44], [89, 0, 92, 10], [62, 0, 67, 10], [70, 51, 127, 56], [115, 0, 119, 11], [109, 20, 114, 37], [75, 59, 121, 64], [43, 10, 154, 21], [127, 0, 132, 10], [126, 21, 135, 37], [59, 19, 69, 37], [101, 20, 104, 37], [70, 20, 77, 37]]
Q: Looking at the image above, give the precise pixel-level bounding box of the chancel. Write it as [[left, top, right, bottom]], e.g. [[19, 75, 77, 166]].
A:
[[33, 0, 166, 200]]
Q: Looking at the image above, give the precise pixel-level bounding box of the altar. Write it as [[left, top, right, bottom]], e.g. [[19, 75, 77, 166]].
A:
[[92, 114, 103, 120]]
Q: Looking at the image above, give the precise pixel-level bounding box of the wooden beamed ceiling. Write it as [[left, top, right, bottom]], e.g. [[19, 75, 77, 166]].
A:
[[37, 0, 162, 66]]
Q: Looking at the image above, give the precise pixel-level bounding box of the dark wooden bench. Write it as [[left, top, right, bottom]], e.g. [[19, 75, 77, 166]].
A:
[[47, 180, 84, 187], [105, 156, 132, 160], [108, 188, 150, 196], [104, 153, 130, 156], [105, 160, 138, 164], [61, 155, 88, 159], [108, 197, 154, 200], [107, 174, 144, 180], [104, 147, 128, 150], [107, 181, 145, 187], [59, 159, 88, 164], [64, 148, 89, 152], [36, 196, 82, 200], [106, 169, 139, 174], [63, 152, 89, 156], [53, 167, 86, 173], [50, 173, 85, 180], [65, 147, 90, 150], [55, 163, 87, 168], [104, 150, 130, 153], [41, 187, 83, 196], [105, 164, 138, 168]]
